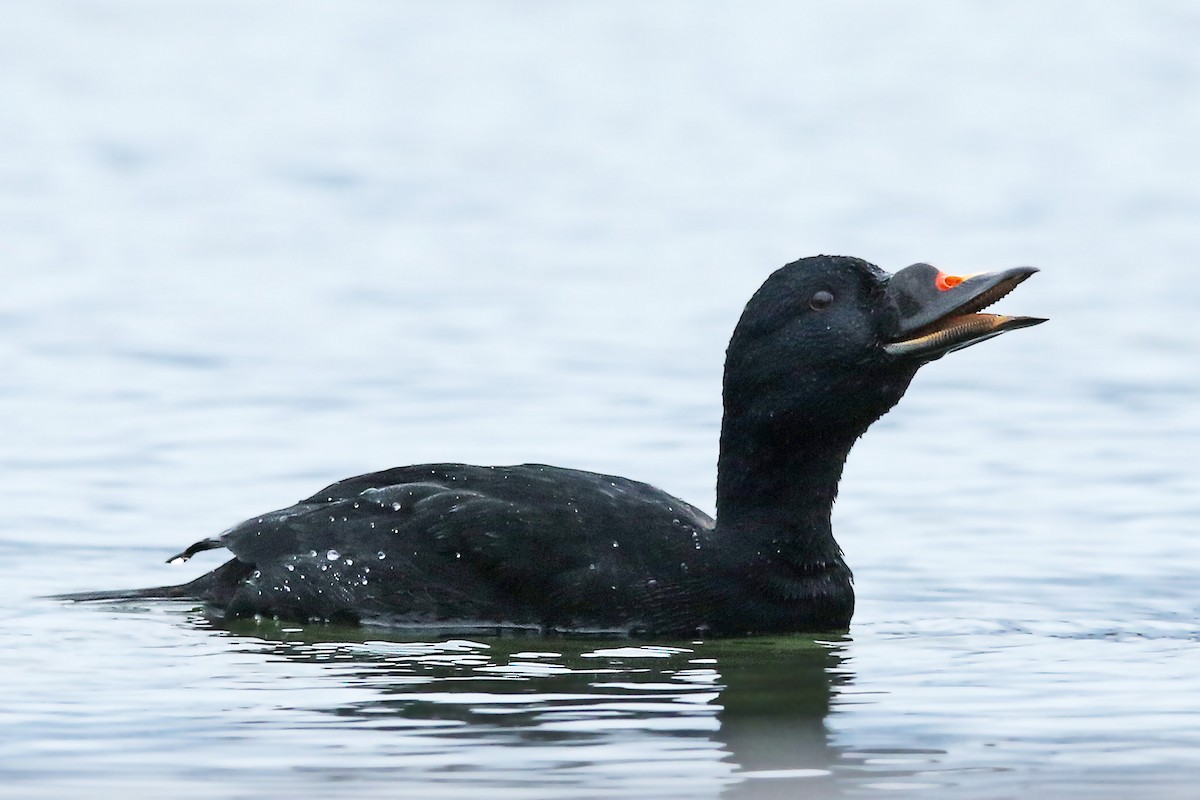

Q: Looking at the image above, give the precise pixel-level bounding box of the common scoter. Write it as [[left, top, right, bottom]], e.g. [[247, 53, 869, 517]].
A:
[[60, 256, 1044, 635]]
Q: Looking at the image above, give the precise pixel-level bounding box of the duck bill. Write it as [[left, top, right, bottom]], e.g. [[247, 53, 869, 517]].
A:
[[883, 263, 1046, 362]]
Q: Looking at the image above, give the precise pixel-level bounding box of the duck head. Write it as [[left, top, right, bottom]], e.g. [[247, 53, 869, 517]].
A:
[[721, 255, 1045, 449]]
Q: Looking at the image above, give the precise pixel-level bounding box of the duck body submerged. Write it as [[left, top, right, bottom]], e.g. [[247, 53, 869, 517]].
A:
[[62, 256, 1043, 636]]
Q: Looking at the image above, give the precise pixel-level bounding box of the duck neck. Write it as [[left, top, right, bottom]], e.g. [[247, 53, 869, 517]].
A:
[[714, 414, 853, 566]]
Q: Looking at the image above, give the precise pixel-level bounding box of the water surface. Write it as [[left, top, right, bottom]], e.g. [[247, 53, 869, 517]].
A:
[[3, 2, 1199, 798]]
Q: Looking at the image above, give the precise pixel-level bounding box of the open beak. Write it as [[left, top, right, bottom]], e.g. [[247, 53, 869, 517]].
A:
[[883, 263, 1046, 362]]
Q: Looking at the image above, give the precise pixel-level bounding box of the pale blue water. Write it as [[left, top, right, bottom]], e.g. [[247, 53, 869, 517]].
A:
[[3, 2, 1200, 798]]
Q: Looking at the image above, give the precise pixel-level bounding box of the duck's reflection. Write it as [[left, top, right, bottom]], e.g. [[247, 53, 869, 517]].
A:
[[712, 637, 849, 799], [200, 614, 851, 798]]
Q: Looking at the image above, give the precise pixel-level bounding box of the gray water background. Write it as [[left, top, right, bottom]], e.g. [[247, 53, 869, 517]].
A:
[[2, 2, 1199, 797]]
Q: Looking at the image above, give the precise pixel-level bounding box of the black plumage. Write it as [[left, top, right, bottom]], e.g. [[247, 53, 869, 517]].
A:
[[60, 255, 1043, 635]]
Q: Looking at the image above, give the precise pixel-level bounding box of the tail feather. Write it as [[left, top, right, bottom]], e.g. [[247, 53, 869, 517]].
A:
[[51, 583, 199, 602], [51, 557, 254, 605]]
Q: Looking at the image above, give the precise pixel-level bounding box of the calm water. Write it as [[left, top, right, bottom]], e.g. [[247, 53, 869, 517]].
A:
[[3, 2, 1200, 798]]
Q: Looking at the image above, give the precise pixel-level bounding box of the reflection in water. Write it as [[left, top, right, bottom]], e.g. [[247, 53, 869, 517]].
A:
[[714, 639, 848, 799], [206, 616, 852, 798]]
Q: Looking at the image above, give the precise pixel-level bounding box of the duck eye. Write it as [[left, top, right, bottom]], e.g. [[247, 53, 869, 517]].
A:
[[810, 290, 834, 310]]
